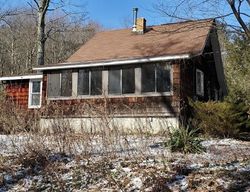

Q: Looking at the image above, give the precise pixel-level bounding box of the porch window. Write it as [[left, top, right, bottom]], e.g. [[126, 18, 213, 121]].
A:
[[141, 63, 171, 93], [47, 70, 72, 97], [108, 67, 135, 95], [78, 69, 102, 96], [196, 69, 204, 96], [28, 80, 42, 108]]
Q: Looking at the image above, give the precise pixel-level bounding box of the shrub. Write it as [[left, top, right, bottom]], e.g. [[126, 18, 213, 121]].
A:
[[190, 101, 248, 138], [167, 126, 204, 154]]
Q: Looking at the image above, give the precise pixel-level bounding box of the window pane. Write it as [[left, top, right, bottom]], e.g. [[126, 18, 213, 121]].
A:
[[61, 70, 72, 97], [196, 70, 204, 96], [48, 72, 60, 97], [31, 94, 40, 106], [108, 69, 121, 94], [122, 68, 135, 94], [78, 69, 89, 95], [91, 70, 102, 95], [141, 64, 155, 92], [157, 64, 171, 92], [32, 81, 40, 93], [197, 72, 201, 93]]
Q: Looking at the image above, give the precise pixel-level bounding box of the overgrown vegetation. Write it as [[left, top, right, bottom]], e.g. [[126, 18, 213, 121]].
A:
[[167, 126, 204, 153], [190, 101, 249, 138]]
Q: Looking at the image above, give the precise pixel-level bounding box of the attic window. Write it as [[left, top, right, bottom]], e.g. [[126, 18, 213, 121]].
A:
[[196, 69, 204, 96]]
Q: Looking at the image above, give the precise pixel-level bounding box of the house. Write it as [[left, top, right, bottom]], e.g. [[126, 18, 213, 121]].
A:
[[0, 16, 227, 132]]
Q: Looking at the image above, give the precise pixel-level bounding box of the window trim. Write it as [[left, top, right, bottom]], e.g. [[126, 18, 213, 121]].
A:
[[108, 67, 136, 95], [141, 63, 172, 94], [48, 63, 173, 100], [196, 69, 204, 96], [28, 79, 42, 109], [78, 69, 103, 96]]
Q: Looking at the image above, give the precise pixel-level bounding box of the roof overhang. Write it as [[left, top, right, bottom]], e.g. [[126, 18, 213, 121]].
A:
[[33, 54, 190, 71], [0, 74, 43, 81]]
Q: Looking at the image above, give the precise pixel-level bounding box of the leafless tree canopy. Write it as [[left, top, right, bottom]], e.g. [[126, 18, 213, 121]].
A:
[[154, 0, 250, 38], [0, 1, 99, 76]]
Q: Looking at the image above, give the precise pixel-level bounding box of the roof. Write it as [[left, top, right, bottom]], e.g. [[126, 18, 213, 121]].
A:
[[33, 19, 215, 71], [67, 19, 214, 63], [0, 74, 43, 81]]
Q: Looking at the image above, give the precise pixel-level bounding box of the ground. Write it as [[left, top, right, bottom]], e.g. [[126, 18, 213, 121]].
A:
[[0, 134, 250, 191]]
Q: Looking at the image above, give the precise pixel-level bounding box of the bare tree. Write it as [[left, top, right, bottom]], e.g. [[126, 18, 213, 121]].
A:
[[154, 0, 250, 38], [33, 0, 50, 66]]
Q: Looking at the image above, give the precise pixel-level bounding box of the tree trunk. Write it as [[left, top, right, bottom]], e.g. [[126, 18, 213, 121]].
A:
[[36, 0, 50, 66]]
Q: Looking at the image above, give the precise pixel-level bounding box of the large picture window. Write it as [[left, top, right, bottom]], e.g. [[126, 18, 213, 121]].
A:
[[47, 70, 72, 97], [141, 63, 171, 93], [78, 69, 102, 96], [108, 67, 135, 95]]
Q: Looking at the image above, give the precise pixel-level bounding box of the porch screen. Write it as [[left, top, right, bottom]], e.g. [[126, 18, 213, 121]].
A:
[[90, 70, 102, 95], [156, 64, 171, 92], [108, 69, 121, 94], [78, 69, 89, 95], [47, 70, 72, 97], [122, 68, 135, 94], [61, 70, 72, 96], [141, 63, 171, 93], [48, 72, 60, 97], [141, 64, 155, 92]]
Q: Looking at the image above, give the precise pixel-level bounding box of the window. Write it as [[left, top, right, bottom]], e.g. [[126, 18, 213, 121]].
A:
[[141, 65, 155, 92], [29, 80, 42, 108], [122, 68, 135, 94], [141, 63, 171, 93], [108, 67, 135, 95], [196, 69, 204, 96], [78, 69, 102, 96], [78, 69, 89, 95], [156, 64, 171, 92], [108, 69, 121, 94], [61, 70, 72, 97], [47, 70, 72, 97]]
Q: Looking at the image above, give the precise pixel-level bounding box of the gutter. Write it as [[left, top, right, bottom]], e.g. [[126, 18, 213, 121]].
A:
[[33, 54, 190, 71], [0, 74, 43, 81]]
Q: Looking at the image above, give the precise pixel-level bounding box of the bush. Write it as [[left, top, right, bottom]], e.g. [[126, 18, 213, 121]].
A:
[[190, 101, 249, 138], [167, 126, 204, 154]]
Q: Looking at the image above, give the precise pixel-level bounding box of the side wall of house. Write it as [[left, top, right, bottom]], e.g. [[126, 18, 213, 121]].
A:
[[41, 62, 181, 117], [3, 80, 29, 108], [40, 62, 182, 131]]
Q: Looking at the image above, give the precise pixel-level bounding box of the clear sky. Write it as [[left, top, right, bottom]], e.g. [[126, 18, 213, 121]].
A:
[[84, 0, 163, 29], [1, 0, 249, 30]]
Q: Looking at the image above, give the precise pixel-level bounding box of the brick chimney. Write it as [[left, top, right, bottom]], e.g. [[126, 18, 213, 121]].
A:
[[132, 8, 146, 34], [136, 17, 146, 34]]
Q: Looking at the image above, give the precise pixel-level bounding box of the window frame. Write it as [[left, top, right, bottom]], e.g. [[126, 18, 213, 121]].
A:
[[141, 63, 172, 95], [47, 62, 173, 100], [28, 79, 42, 109], [77, 68, 103, 96], [196, 69, 204, 96], [108, 67, 135, 95], [47, 70, 73, 98]]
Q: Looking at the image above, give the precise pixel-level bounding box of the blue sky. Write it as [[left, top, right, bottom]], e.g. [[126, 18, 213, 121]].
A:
[[1, 0, 249, 30], [84, 0, 162, 29]]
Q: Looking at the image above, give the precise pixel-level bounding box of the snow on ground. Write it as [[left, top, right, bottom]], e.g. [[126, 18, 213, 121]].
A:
[[0, 134, 250, 191]]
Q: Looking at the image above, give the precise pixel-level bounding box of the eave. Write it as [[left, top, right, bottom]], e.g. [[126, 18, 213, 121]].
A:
[[33, 54, 190, 71], [0, 74, 43, 81]]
